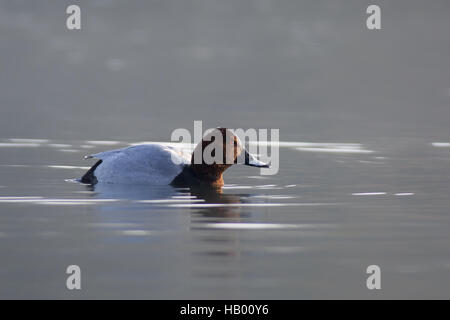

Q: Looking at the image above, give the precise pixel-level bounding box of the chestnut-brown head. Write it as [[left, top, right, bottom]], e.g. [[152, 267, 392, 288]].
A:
[[188, 128, 269, 187]]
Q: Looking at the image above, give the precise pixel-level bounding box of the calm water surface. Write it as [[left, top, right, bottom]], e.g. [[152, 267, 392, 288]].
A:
[[1, 137, 450, 299], [2, 0, 450, 299]]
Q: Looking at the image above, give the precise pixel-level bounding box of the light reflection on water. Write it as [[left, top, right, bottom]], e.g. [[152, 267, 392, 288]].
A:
[[2, 0, 450, 299], [0, 138, 450, 299]]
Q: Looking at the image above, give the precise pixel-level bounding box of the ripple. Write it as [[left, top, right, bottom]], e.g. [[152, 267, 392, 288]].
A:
[[296, 147, 374, 154], [171, 195, 198, 199], [256, 184, 276, 188], [0, 143, 41, 147], [85, 140, 122, 145], [47, 144, 72, 148], [47, 165, 91, 170], [222, 185, 254, 190], [118, 230, 154, 236], [88, 223, 138, 228], [249, 195, 297, 199], [0, 197, 119, 205], [222, 184, 282, 190], [0, 196, 44, 203], [351, 192, 387, 196], [262, 246, 307, 254], [0, 196, 43, 199], [36, 199, 119, 205], [8, 138, 49, 143], [137, 199, 205, 203], [200, 223, 335, 230], [168, 202, 339, 208], [0, 164, 31, 167], [431, 142, 450, 147]]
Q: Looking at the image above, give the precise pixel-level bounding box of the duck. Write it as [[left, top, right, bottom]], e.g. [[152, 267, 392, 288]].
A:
[[80, 128, 269, 187]]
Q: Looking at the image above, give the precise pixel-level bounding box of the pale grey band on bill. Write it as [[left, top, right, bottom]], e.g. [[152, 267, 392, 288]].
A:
[[243, 149, 270, 168]]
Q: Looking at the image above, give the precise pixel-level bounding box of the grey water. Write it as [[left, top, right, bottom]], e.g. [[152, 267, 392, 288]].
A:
[[1, 0, 450, 299], [1, 138, 450, 299]]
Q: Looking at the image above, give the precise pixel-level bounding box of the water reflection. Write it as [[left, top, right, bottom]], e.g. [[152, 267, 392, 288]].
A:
[[188, 185, 245, 219], [87, 181, 247, 219], [182, 186, 248, 262], [87, 182, 181, 201], [85, 181, 263, 260], [2, 138, 449, 298]]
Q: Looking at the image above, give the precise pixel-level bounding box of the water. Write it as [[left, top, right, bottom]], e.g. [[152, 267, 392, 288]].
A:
[[1, 138, 450, 299], [2, 0, 450, 299]]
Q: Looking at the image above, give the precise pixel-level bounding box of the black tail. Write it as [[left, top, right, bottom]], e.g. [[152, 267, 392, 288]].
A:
[[80, 160, 102, 184]]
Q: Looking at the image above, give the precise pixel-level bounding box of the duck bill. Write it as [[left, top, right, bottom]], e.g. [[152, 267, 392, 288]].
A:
[[243, 149, 270, 168]]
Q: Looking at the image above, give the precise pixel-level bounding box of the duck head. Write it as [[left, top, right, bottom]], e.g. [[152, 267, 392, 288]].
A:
[[172, 128, 269, 188]]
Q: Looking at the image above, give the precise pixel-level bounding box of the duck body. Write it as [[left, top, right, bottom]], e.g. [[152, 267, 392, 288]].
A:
[[81, 144, 190, 185], [80, 128, 270, 187]]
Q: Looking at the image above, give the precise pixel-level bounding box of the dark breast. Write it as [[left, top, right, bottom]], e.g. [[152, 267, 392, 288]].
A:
[[170, 166, 201, 187]]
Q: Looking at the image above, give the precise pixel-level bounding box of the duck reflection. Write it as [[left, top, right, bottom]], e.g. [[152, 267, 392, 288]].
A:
[[86, 182, 181, 201], [185, 185, 252, 263], [86, 182, 248, 220], [186, 185, 247, 220], [85, 182, 253, 261]]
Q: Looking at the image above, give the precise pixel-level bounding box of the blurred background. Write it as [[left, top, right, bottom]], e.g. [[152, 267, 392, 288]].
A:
[[1, 0, 449, 142]]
